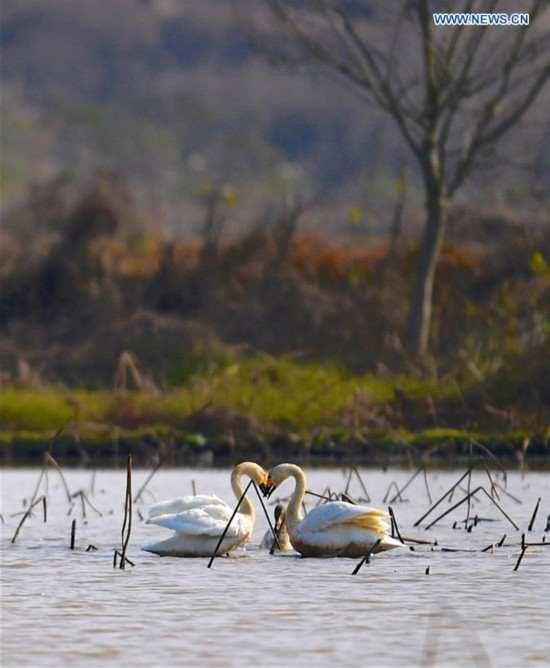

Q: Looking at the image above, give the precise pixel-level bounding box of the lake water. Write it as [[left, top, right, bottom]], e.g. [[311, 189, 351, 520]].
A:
[[1, 465, 549, 667]]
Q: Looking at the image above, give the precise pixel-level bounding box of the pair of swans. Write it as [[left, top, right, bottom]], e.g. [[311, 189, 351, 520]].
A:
[[143, 461, 402, 558]]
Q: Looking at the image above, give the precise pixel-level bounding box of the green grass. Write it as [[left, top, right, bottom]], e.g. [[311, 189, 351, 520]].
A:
[[0, 357, 413, 434]]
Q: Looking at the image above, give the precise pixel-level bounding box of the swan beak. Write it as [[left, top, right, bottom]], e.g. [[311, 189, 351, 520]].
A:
[[259, 479, 276, 498]]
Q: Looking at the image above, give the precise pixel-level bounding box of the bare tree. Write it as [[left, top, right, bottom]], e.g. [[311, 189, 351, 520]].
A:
[[261, 0, 550, 356]]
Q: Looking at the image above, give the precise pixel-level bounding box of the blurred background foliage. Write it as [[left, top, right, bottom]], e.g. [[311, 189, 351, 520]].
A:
[[0, 0, 549, 444]]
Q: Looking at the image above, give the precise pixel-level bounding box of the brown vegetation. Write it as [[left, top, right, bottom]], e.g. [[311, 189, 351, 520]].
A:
[[1, 176, 548, 417]]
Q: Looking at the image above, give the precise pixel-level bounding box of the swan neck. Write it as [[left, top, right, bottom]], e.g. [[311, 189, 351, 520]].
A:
[[231, 466, 255, 519], [286, 465, 306, 528]]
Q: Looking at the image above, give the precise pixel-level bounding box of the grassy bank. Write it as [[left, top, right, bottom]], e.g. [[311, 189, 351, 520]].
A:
[[1, 356, 548, 467]]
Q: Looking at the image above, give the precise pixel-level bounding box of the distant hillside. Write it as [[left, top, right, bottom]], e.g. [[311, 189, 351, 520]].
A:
[[1, 0, 548, 238]]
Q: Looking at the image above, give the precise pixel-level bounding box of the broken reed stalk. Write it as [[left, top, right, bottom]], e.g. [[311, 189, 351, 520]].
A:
[[11, 495, 47, 543], [387, 466, 432, 505], [471, 442, 507, 479], [465, 468, 472, 526], [414, 467, 473, 526], [70, 490, 103, 518], [44, 452, 72, 503], [119, 455, 133, 570], [514, 537, 527, 572], [312, 486, 331, 506], [493, 482, 522, 504], [422, 467, 432, 505], [481, 459, 500, 501], [207, 479, 253, 569], [351, 466, 371, 502], [388, 506, 405, 544], [250, 483, 282, 555], [29, 466, 47, 507], [133, 457, 164, 503], [79, 490, 86, 518], [388, 467, 421, 504], [82, 491, 103, 517], [113, 549, 135, 568], [527, 497, 541, 531], [344, 468, 354, 496], [306, 489, 337, 503], [352, 538, 382, 575], [29, 426, 65, 505], [383, 481, 404, 504], [424, 486, 519, 530], [70, 519, 76, 549]]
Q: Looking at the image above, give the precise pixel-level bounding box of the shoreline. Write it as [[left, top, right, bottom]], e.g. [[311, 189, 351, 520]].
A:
[[2, 429, 549, 470]]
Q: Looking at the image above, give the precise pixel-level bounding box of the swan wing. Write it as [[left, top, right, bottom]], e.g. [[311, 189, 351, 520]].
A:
[[147, 504, 248, 537], [299, 502, 391, 534], [148, 494, 228, 520]]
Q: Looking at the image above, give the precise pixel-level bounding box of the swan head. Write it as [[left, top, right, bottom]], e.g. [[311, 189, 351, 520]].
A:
[[259, 480, 275, 498], [273, 503, 286, 531], [259, 463, 295, 497], [233, 461, 269, 488]]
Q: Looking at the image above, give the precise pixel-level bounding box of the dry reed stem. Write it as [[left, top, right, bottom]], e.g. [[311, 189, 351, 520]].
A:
[[383, 481, 404, 504], [11, 495, 47, 543], [527, 497, 541, 531], [386, 467, 432, 505], [343, 466, 371, 502], [424, 486, 519, 530], [351, 538, 382, 575], [513, 545, 527, 571], [207, 479, 253, 568], [113, 549, 135, 568], [119, 455, 133, 569], [471, 441, 507, 480], [133, 457, 163, 503], [493, 483, 522, 504], [306, 489, 337, 503], [400, 536, 436, 545], [415, 467, 473, 527], [44, 452, 72, 503], [70, 519, 76, 549], [250, 483, 282, 555], [388, 506, 405, 544]]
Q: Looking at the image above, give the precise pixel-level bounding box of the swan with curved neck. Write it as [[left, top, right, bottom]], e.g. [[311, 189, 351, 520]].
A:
[[143, 462, 267, 557], [262, 463, 403, 558]]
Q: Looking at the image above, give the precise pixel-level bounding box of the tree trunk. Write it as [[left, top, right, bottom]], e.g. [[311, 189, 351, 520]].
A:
[[405, 166, 448, 357]]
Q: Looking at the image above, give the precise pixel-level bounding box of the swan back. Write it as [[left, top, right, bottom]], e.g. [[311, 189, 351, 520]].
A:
[[264, 462, 404, 558]]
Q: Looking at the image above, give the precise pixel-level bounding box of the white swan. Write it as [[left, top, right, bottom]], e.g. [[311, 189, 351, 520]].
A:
[[259, 503, 293, 552], [261, 463, 404, 558], [142, 461, 267, 557]]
